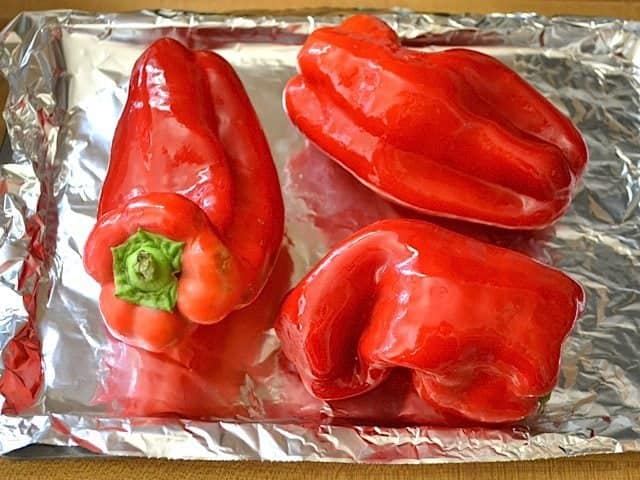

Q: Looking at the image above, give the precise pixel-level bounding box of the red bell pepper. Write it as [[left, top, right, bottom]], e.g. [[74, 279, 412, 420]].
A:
[[284, 15, 588, 229], [275, 219, 584, 423], [94, 247, 293, 418], [83, 38, 284, 352]]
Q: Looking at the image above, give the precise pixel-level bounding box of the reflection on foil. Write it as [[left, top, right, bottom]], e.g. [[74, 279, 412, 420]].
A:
[[0, 9, 639, 462]]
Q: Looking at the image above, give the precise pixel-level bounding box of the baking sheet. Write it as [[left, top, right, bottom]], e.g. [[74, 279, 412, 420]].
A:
[[0, 9, 639, 462]]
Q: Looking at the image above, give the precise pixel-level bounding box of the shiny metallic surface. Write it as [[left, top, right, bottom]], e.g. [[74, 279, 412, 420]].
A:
[[0, 9, 639, 462]]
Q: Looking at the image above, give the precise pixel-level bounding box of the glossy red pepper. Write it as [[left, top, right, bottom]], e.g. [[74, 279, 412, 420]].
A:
[[284, 15, 588, 229], [275, 219, 584, 423], [94, 247, 294, 418], [83, 38, 284, 352]]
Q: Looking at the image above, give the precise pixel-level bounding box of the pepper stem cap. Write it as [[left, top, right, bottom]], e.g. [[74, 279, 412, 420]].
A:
[[112, 228, 184, 311]]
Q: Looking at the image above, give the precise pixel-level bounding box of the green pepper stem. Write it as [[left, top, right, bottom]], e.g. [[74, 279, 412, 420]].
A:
[[112, 229, 184, 312], [125, 246, 173, 292], [136, 251, 156, 281]]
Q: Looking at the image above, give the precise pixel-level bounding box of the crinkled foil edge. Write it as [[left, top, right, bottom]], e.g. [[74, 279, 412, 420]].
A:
[[1, 413, 638, 462]]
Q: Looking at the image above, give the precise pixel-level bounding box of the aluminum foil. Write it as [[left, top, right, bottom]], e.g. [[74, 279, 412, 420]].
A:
[[1, 9, 639, 462]]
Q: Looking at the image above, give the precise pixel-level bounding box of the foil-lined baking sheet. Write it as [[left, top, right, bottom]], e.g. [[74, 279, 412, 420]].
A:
[[0, 9, 639, 462]]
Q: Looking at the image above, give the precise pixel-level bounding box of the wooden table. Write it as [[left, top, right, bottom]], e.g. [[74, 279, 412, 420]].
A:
[[1, 1, 639, 478]]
